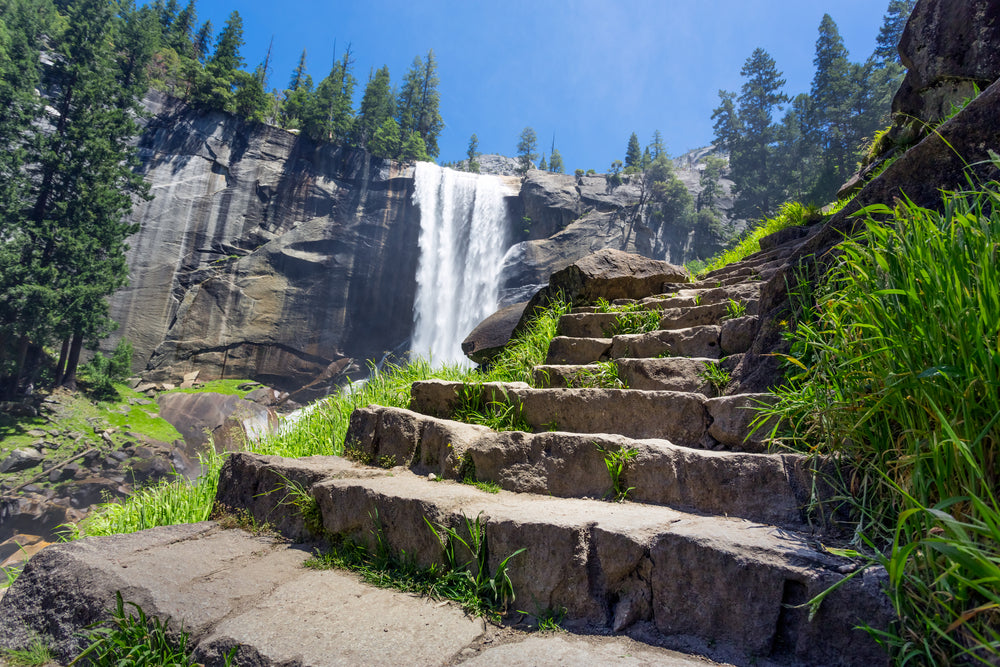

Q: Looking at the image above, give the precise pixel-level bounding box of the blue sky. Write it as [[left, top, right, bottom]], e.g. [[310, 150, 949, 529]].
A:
[[170, 0, 892, 172]]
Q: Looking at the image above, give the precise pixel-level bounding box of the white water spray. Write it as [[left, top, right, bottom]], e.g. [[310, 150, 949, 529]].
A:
[[411, 162, 510, 365]]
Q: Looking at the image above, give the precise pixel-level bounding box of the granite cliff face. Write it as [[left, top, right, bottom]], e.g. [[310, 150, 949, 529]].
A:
[[111, 91, 420, 397], [112, 93, 731, 395]]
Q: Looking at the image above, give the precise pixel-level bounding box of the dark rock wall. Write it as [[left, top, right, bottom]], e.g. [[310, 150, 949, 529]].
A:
[[110, 92, 419, 395]]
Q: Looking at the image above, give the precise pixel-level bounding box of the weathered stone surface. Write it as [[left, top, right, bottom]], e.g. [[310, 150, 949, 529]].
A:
[[0, 449, 44, 474], [615, 357, 716, 393], [548, 249, 688, 304], [893, 0, 1000, 123], [0, 522, 485, 666], [461, 301, 530, 364], [216, 454, 889, 664], [108, 91, 420, 398], [156, 391, 278, 449], [345, 405, 822, 529], [544, 336, 612, 365], [609, 326, 721, 360], [463, 631, 719, 666], [409, 381, 710, 445], [720, 315, 759, 356], [659, 301, 740, 329], [519, 170, 583, 239], [705, 394, 779, 452]]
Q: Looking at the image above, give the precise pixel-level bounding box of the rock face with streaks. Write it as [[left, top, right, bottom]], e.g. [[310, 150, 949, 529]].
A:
[[110, 91, 420, 399]]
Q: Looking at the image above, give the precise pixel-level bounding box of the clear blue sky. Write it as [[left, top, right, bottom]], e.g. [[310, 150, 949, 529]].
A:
[[166, 0, 892, 172]]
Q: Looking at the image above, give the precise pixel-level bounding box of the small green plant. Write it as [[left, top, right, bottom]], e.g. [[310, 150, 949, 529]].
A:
[[70, 591, 237, 666], [569, 361, 627, 389], [595, 298, 643, 314], [467, 479, 501, 494], [596, 443, 637, 502], [377, 454, 397, 469], [601, 310, 660, 337], [426, 512, 525, 618], [79, 339, 133, 401], [518, 605, 567, 632], [454, 384, 530, 432], [1, 635, 55, 666], [724, 299, 747, 320], [260, 472, 323, 536], [699, 363, 731, 394], [343, 446, 372, 465], [693, 293, 702, 306]]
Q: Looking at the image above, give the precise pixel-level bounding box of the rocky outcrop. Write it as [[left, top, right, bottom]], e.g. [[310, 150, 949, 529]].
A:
[[111, 91, 420, 398], [893, 0, 1000, 123]]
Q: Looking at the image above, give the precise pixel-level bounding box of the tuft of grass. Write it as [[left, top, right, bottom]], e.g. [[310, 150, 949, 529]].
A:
[[163, 378, 258, 398], [2, 636, 55, 666], [306, 511, 524, 623], [484, 298, 571, 384], [568, 361, 627, 389], [66, 448, 226, 539], [595, 443, 637, 502], [724, 299, 747, 320], [453, 384, 530, 432], [689, 201, 813, 277], [699, 363, 731, 395], [601, 310, 660, 337], [758, 178, 1000, 663]]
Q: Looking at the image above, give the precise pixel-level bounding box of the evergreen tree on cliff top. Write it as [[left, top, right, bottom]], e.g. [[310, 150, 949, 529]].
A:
[[353, 65, 394, 149], [302, 46, 356, 143], [808, 14, 853, 202], [191, 10, 243, 111], [0, 0, 153, 393], [396, 50, 443, 158], [548, 137, 564, 174], [516, 127, 538, 176], [624, 132, 642, 171]]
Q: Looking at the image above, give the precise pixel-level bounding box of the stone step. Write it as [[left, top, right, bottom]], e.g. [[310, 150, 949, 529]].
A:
[[533, 357, 718, 394], [213, 453, 890, 666], [346, 404, 823, 530], [557, 301, 759, 338], [572, 281, 761, 313], [545, 325, 724, 365], [0, 521, 726, 666], [408, 380, 777, 452]]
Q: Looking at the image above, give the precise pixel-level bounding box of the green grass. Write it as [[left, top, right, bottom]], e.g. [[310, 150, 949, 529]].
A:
[[758, 178, 1000, 663], [67, 448, 226, 539], [601, 310, 660, 337], [305, 511, 523, 623], [596, 443, 637, 502], [687, 201, 816, 277], [69, 591, 236, 666], [699, 363, 731, 395], [567, 360, 627, 389], [1, 635, 55, 666], [163, 378, 258, 398]]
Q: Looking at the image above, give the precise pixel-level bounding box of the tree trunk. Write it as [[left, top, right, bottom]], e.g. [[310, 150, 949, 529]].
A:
[[61, 331, 84, 390], [7, 336, 30, 400], [54, 336, 70, 387]]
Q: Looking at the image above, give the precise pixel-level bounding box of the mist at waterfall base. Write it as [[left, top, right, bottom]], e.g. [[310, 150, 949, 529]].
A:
[[410, 162, 512, 366]]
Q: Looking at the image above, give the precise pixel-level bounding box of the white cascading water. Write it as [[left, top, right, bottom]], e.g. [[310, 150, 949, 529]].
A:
[[411, 162, 510, 365]]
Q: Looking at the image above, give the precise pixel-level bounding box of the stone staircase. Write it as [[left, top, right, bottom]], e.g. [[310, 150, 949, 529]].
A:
[[209, 228, 890, 665], [0, 229, 892, 667]]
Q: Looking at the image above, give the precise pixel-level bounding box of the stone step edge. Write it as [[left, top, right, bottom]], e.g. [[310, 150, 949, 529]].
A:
[[345, 403, 828, 531], [214, 452, 891, 667], [532, 357, 722, 394], [557, 302, 759, 338], [408, 380, 778, 452]]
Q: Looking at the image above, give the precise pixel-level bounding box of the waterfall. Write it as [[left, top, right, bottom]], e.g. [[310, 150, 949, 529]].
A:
[[411, 162, 510, 365]]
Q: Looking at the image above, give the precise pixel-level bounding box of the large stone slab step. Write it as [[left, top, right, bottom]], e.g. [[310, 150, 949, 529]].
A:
[[557, 301, 758, 338], [545, 325, 724, 365], [346, 404, 822, 530], [214, 453, 891, 667], [410, 380, 712, 446], [533, 357, 718, 394], [408, 380, 777, 452], [572, 281, 760, 314], [0, 521, 723, 666]]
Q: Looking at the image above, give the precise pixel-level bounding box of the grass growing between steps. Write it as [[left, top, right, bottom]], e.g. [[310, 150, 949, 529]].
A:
[[305, 512, 522, 623], [758, 180, 1000, 664], [686, 201, 818, 277]]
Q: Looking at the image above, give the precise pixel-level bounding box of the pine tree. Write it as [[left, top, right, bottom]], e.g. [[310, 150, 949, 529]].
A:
[[368, 117, 401, 158], [808, 15, 855, 202], [353, 65, 393, 148], [516, 127, 538, 175], [191, 10, 244, 111], [301, 46, 356, 143], [193, 19, 211, 63], [170, 0, 196, 56], [549, 137, 564, 174], [624, 132, 642, 170], [732, 48, 789, 217], [399, 131, 429, 162], [395, 50, 443, 157], [538, 154, 547, 171], [874, 0, 916, 66], [281, 50, 313, 129], [466, 133, 480, 173], [648, 130, 665, 159], [1, 0, 152, 391]]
